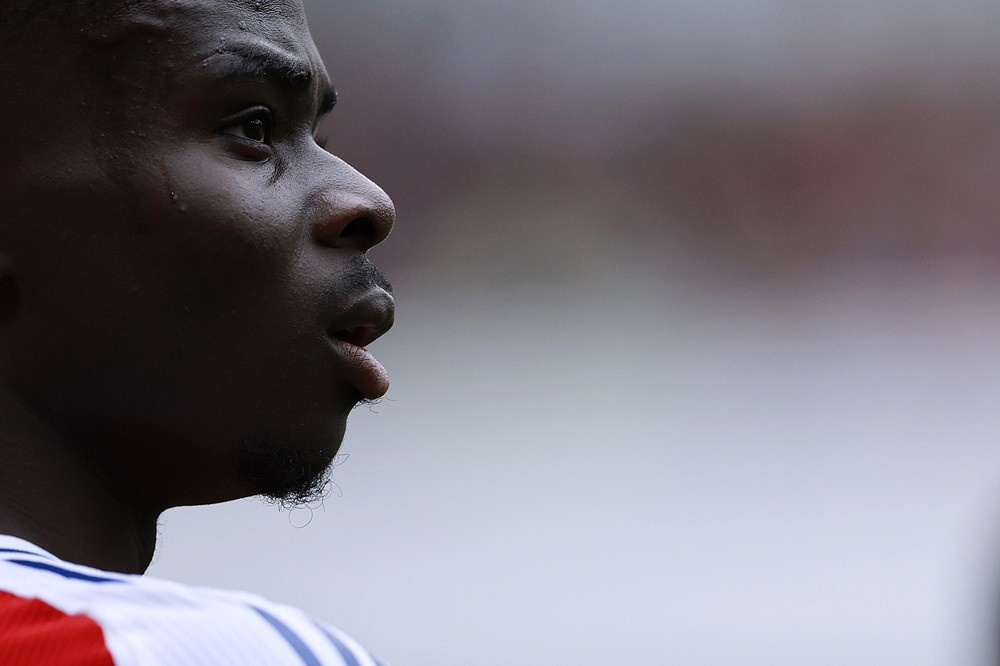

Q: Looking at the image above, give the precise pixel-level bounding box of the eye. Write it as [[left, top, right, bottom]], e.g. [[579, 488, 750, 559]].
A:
[[221, 108, 274, 145]]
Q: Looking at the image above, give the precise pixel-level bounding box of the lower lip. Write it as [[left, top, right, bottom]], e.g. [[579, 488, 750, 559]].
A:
[[329, 338, 390, 399]]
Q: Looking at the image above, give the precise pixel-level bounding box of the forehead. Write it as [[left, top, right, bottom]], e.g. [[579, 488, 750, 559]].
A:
[[93, 0, 329, 85]]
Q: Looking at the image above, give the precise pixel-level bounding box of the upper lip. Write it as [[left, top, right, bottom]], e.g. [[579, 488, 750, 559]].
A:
[[327, 288, 395, 348]]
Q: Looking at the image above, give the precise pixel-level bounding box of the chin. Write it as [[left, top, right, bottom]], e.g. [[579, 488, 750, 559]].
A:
[[235, 419, 346, 506]]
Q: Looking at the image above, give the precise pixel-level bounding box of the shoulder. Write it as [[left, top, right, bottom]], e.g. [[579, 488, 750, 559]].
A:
[[0, 537, 386, 666]]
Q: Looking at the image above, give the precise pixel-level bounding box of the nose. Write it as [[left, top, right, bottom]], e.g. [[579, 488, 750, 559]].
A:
[[311, 160, 395, 252]]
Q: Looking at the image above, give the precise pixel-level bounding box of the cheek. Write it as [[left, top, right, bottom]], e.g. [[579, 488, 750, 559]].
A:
[[125, 148, 309, 313], [155, 148, 298, 260], [5, 145, 314, 388]]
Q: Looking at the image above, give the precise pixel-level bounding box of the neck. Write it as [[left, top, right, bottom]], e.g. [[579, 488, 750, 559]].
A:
[[0, 388, 158, 574]]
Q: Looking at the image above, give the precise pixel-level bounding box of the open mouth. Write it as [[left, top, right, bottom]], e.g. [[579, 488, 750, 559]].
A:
[[329, 326, 378, 348], [325, 289, 394, 399]]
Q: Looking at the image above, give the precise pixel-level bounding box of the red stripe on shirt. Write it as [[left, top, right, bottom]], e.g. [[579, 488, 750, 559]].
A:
[[0, 590, 115, 665]]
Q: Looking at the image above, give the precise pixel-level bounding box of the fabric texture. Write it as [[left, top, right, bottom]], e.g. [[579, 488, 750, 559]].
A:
[[0, 536, 384, 666]]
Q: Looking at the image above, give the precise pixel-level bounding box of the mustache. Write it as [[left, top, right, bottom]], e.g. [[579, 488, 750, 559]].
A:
[[335, 255, 394, 296]]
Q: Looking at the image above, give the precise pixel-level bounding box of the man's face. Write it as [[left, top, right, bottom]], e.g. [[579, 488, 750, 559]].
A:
[[0, 0, 395, 507]]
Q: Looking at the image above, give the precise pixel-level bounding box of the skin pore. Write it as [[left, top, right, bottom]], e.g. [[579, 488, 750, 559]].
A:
[[0, 0, 395, 573]]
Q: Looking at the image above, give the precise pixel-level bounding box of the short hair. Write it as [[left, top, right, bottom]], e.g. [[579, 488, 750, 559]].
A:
[[0, 0, 155, 130], [0, 1, 146, 52], [0, 1, 49, 26]]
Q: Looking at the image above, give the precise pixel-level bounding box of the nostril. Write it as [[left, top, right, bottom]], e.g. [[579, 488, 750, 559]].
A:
[[339, 216, 377, 242]]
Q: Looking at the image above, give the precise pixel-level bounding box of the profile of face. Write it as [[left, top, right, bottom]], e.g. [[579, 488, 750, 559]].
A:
[[0, 0, 395, 509]]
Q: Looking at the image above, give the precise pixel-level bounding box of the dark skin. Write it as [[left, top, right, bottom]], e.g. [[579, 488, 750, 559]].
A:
[[0, 0, 395, 574]]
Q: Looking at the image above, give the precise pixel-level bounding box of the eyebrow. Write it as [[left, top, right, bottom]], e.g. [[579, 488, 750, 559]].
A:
[[212, 42, 312, 87], [208, 42, 337, 114]]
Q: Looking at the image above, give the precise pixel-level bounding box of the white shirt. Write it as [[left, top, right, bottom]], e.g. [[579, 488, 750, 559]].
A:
[[0, 535, 385, 665]]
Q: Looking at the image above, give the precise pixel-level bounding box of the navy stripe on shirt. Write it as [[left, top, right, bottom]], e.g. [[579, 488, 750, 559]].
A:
[[6, 559, 124, 584], [252, 606, 324, 666], [0, 547, 53, 558], [313, 621, 364, 666]]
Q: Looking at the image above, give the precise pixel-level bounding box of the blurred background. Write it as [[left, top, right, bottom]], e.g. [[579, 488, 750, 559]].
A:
[[149, 1, 1000, 664]]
